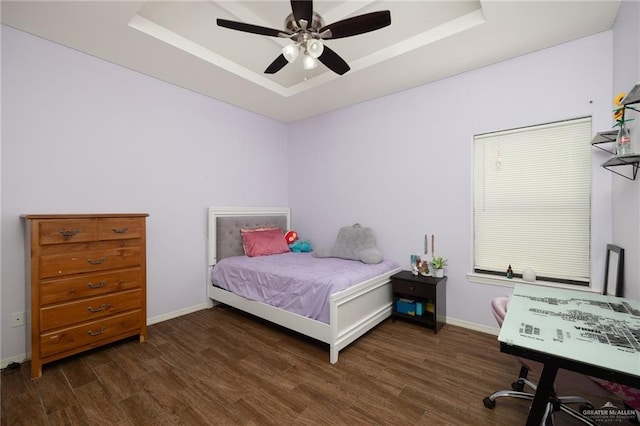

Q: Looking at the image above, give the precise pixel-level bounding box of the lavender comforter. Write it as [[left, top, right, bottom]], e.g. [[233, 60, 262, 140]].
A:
[[211, 252, 399, 323]]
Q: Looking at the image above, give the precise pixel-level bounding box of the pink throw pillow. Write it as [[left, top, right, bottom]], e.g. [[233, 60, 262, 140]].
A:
[[241, 228, 290, 257]]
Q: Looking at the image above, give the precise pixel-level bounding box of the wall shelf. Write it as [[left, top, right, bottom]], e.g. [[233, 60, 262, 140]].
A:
[[591, 130, 618, 155], [600, 154, 640, 180], [622, 82, 640, 106], [591, 83, 640, 180]]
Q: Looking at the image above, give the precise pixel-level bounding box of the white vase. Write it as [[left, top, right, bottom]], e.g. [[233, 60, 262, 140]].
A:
[[522, 267, 536, 282], [435, 269, 444, 278]]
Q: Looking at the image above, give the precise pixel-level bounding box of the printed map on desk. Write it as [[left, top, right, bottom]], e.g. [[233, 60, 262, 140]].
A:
[[499, 285, 640, 377]]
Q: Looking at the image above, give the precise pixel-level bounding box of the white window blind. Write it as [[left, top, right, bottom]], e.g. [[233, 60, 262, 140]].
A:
[[473, 117, 592, 284]]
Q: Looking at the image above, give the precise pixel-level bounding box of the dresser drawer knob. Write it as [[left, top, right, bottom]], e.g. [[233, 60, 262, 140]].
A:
[[87, 303, 108, 313], [59, 228, 80, 238], [409, 286, 415, 291], [87, 257, 106, 265], [112, 227, 129, 234], [87, 326, 106, 336], [87, 280, 107, 289]]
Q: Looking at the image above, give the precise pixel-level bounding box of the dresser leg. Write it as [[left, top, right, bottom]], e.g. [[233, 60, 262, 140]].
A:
[[30, 360, 42, 379]]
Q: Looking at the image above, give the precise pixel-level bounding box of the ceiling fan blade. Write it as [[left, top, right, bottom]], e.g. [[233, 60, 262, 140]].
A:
[[320, 11, 391, 40], [290, 0, 313, 27], [264, 54, 289, 74], [217, 19, 286, 37], [317, 46, 350, 75]]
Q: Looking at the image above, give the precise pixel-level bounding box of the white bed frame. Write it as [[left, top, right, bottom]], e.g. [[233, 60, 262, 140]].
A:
[[206, 207, 401, 363]]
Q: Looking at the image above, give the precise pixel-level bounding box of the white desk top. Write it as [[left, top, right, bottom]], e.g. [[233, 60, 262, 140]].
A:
[[498, 284, 640, 377]]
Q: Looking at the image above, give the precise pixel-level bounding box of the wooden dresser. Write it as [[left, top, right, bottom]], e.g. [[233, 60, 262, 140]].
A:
[[23, 213, 148, 379]]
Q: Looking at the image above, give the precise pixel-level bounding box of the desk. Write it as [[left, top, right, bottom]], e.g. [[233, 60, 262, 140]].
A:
[[498, 284, 640, 426]]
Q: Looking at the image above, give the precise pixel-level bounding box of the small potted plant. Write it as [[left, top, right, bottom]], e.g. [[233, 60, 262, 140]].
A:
[[430, 256, 447, 278]]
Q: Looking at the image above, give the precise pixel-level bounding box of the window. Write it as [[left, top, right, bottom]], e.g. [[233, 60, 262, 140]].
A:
[[473, 117, 592, 285]]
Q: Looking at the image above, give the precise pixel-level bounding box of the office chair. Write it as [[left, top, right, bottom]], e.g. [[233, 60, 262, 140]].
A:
[[483, 296, 600, 425], [589, 377, 640, 423]]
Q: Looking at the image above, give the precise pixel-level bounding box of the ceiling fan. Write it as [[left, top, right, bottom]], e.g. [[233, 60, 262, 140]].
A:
[[217, 0, 391, 75]]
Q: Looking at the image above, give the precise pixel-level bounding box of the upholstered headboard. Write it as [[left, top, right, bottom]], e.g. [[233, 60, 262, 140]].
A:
[[207, 207, 290, 266]]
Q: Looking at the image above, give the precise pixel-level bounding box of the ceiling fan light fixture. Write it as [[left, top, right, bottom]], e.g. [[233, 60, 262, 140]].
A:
[[282, 43, 299, 63], [306, 39, 324, 59], [302, 54, 318, 70], [218, 3, 391, 76]]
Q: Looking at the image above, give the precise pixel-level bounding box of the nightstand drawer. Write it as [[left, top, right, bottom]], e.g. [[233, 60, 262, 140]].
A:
[[392, 279, 433, 298]]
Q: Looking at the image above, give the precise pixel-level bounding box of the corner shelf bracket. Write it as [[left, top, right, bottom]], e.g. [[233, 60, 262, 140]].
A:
[[601, 155, 640, 180], [591, 130, 618, 155]]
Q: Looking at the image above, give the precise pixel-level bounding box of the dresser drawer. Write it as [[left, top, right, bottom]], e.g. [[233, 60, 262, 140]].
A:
[[40, 289, 141, 331], [39, 247, 141, 278], [97, 218, 143, 241], [392, 279, 433, 299], [40, 268, 142, 305], [40, 311, 142, 358], [38, 219, 96, 245]]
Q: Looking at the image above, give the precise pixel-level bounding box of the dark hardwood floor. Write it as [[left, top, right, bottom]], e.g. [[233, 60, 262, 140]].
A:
[[1, 306, 625, 425]]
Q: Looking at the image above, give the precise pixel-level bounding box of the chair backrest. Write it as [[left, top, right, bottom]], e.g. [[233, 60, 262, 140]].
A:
[[490, 296, 535, 372], [491, 297, 510, 327]]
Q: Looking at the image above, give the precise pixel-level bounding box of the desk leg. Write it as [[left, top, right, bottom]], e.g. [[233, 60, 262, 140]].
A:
[[526, 360, 559, 426]]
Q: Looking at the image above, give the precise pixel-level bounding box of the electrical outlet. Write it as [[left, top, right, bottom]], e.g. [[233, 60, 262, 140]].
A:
[[11, 312, 24, 327]]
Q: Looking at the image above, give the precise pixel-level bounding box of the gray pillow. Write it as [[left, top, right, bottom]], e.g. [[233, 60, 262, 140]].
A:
[[313, 223, 383, 264]]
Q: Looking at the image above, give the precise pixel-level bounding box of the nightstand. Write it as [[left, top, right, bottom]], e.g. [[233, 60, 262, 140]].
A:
[[390, 270, 447, 333]]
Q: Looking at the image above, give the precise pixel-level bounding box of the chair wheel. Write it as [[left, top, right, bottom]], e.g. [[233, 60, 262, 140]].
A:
[[511, 381, 525, 392], [483, 397, 496, 409]]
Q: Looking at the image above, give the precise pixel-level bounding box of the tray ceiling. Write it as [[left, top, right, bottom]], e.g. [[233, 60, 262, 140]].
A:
[[1, 1, 621, 122]]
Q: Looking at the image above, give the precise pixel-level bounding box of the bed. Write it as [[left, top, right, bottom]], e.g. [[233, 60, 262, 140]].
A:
[[206, 206, 401, 363]]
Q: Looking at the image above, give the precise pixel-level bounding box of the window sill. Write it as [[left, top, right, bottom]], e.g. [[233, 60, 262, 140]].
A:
[[466, 272, 599, 293]]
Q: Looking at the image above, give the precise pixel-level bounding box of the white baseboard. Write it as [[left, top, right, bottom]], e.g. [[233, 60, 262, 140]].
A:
[[147, 303, 208, 325], [446, 316, 500, 336], [0, 354, 28, 369]]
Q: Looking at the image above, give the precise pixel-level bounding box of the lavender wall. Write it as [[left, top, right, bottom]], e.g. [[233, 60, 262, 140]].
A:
[[612, 0, 640, 300], [0, 21, 628, 363], [1, 26, 288, 363], [288, 32, 615, 329]]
